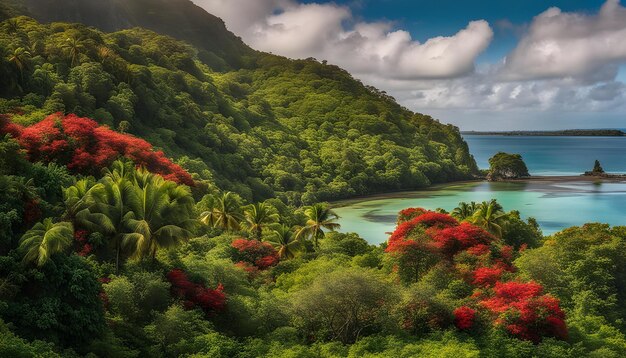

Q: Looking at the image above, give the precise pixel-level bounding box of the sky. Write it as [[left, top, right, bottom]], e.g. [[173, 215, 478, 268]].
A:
[[195, 0, 626, 130]]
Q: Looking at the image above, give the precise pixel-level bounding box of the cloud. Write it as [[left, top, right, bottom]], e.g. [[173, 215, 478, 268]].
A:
[[196, 0, 493, 79], [195, 0, 626, 130], [589, 81, 626, 101], [502, 0, 626, 81], [193, 0, 289, 35]]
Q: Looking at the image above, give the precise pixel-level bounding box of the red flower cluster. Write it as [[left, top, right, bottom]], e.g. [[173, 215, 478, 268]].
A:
[[231, 238, 279, 270], [473, 266, 504, 287], [74, 230, 93, 256], [167, 269, 226, 313], [388, 207, 568, 343], [453, 306, 476, 330], [413, 211, 458, 229], [479, 281, 567, 342], [432, 223, 494, 259], [0, 114, 193, 185], [397, 208, 428, 223], [0, 114, 22, 138], [387, 210, 457, 252]]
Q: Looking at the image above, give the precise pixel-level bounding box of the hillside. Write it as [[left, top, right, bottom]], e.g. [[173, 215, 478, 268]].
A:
[[0, 0, 477, 205], [2, 0, 255, 70], [1, 2, 626, 358]]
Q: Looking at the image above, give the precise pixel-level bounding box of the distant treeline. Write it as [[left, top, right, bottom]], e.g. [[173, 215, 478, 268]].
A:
[[462, 129, 626, 136]]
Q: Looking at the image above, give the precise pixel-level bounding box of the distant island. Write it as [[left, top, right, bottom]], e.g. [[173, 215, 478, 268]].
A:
[[462, 129, 626, 136]]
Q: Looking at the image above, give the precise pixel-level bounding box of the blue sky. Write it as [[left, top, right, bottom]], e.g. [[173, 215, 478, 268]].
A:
[[200, 0, 626, 130], [305, 0, 607, 62]]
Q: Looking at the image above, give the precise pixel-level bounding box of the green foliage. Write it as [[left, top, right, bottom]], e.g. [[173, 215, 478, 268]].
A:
[[0, 16, 477, 203], [487, 152, 530, 180], [0, 319, 60, 358], [452, 200, 542, 249], [18, 218, 73, 266], [515, 224, 626, 325], [104, 270, 170, 324], [319, 232, 373, 257], [74, 160, 196, 271], [0, 5, 624, 357], [0, 254, 105, 351], [296, 203, 341, 247], [289, 268, 396, 344]]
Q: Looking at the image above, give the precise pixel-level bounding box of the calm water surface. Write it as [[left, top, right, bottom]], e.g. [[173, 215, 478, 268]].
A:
[[465, 135, 626, 174], [334, 136, 626, 244]]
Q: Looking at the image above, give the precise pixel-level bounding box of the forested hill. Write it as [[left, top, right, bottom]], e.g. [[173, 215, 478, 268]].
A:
[[1, 0, 255, 70], [0, 1, 478, 204]]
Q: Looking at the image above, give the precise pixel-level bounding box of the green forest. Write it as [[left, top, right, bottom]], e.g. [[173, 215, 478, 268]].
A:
[[0, 14, 477, 205], [0, 1, 625, 357]]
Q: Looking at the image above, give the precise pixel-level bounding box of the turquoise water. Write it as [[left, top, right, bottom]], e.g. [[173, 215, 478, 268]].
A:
[[334, 135, 626, 244], [464, 135, 626, 175], [334, 180, 626, 244]]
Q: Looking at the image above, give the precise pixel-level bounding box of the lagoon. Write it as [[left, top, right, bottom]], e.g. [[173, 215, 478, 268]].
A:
[[334, 180, 626, 244], [334, 135, 626, 244]]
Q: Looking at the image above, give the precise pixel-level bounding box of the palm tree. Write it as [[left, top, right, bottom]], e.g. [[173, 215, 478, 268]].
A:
[[296, 203, 340, 247], [97, 46, 114, 64], [200, 192, 242, 232], [19, 219, 73, 267], [121, 168, 195, 260], [63, 36, 84, 67], [63, 178, 96, 219], [77, 162, 196, 269], [76, 176, 128, 273], [470, 200, 508, 238], [451, 201, 478, 221], [7, 47, 31, 83], [243, 202, 279, 240], [268, 225, 301, 259], [4, 19, 19, 34]]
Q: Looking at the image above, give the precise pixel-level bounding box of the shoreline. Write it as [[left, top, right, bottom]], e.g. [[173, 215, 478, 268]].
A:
[[505, 174, 626, 183], [331, 174, 626, 207]]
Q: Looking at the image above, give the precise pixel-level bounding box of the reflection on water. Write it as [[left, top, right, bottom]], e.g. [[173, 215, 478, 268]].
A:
[[333, 180, 626, 244]]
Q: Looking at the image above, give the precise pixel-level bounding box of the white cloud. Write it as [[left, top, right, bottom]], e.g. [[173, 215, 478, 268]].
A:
[[195, 0, 626, 129], [193, 0, 289, 35], [502, 0, 626, 81], [196, 0, 493, 79]]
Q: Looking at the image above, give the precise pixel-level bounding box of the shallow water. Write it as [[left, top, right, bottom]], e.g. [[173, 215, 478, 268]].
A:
[[333, 135, 626, 244], [333, 180, 626, 244]]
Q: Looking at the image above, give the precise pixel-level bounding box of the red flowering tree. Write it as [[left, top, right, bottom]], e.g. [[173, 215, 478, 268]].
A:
[[166, 269, 226, 314], [397, 208, 428, 223], [231, 238, 279, 270], [432, 222, 495, 260], [479, 281, 567, 342], [386, 211, 457, 284], [472, 266, 504, 287], [388, 207, 568, 343], [0, 113, 193, 185], [453, 306, 476, 330]]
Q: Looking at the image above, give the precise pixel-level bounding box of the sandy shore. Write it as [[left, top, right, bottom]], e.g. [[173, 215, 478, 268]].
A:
[[505, 175, 626, 183], [331, 175, 626, 207]]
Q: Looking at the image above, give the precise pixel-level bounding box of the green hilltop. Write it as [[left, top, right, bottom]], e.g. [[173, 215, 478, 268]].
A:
[[0, 0, 477, 204]]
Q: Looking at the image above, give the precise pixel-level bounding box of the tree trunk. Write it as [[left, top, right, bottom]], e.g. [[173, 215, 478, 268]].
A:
[[115, 241, 120, 274]]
